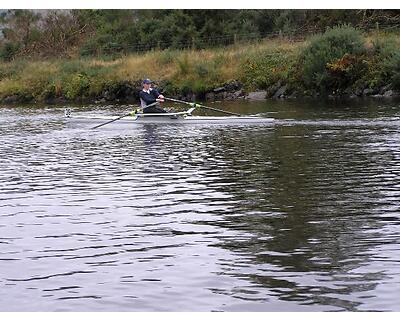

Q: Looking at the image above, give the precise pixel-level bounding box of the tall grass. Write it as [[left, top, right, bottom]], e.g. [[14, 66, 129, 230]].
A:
[[1, 32, 400, 102]]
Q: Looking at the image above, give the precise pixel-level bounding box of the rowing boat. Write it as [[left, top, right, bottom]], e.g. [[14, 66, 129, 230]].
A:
[[65, 107, 274, 126]]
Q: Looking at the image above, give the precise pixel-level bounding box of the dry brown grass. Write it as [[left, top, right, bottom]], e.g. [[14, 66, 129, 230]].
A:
[[112, 39, 300, 84], [0, 40, 304, 100]]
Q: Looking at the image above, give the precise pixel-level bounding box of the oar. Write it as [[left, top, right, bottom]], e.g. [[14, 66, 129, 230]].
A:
[[164, 97, 242, 116], [91, 102, 158, 129]]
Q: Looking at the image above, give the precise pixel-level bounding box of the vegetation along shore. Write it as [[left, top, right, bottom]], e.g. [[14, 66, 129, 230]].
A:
[[1, 10, 400, 104]]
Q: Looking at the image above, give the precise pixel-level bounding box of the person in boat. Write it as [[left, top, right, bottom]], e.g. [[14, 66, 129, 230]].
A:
[[139, 78, 167, 113]]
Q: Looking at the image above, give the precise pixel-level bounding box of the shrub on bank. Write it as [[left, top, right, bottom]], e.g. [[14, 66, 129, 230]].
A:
[[0, 61, 57, 101], [0, 58, 123, 102], [0, 43, 21, 62], [168, 50, 233, 96], [325, 53, 368, 92], [361, 35, 400, 90], [0, 61, 25, 82], [64, 73, 91, 100], [366, 35, 400, 91], [240, 47, 297, 90], [384, 52, 400, 90], [299, 25, 366, 93]]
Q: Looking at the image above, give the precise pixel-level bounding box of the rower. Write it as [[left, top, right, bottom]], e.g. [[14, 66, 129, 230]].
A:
[[139, 78, 167, 113]]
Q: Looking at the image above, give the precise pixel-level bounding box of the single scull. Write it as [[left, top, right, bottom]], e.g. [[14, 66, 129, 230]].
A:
[[65, 110, 273, 125], [64, 99, 274, 128]]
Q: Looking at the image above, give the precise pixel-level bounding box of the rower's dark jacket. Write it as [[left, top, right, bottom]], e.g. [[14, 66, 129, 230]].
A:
[[139, 88, 161, 108]]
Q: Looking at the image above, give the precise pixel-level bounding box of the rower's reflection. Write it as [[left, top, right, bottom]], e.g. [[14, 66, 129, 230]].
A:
[[140, 124, 184, 173], [142, 124, 159, 146]]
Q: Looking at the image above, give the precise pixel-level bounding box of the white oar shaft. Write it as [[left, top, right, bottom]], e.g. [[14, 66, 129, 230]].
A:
[[164, 97, 192, 105], [91, 101, 158, 130], [165, 97, 241, 116]]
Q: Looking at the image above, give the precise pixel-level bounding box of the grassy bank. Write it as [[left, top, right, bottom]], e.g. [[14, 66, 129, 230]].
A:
[[1, 28, 400, 104]]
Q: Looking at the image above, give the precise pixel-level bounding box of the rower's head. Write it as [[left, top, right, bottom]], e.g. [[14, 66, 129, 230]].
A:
[[142, 78, 152, 90]]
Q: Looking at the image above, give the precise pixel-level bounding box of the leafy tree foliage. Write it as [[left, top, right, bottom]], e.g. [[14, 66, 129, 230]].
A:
[[0, 9, 400, 60]]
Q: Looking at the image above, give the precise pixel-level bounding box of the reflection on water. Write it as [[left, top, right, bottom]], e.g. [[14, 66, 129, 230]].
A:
[[1, 100, 400, 311]]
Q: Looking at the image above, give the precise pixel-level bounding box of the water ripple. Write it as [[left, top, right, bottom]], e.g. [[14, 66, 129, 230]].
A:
[[1, 103, 400, 311]]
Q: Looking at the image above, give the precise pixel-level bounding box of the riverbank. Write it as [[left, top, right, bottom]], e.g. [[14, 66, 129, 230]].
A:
[[1, 28, 400, 104]]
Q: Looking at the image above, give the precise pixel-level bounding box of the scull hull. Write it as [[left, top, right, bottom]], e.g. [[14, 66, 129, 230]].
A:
[[66, 114, 274, 125]]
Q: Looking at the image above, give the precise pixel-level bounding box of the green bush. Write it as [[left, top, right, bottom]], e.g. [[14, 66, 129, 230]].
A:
[[64, 73, 91, 99], [240, 49, 296, 90], [192, 79, 209, 94], [0, 60, 28, 80], [157, 49, 176, 65], [80, 38, 98, 57], [300, 25, 366, 92], [372, 36, 398, 60], [194, 63, 210, 77], [80, 34, 125, 57], [194, 61, 219, 80], [59, 60, 86, 74], [39, 82, 57, 100], [384, 52, 400, 90], [0, 42, 21, 61], [176, 54, 190, 75], [325, 53, 368, 91], [368, 36, 400, 89]]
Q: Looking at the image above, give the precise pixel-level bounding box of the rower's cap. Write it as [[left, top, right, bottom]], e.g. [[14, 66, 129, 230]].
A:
[[142, 78, 153, 84]]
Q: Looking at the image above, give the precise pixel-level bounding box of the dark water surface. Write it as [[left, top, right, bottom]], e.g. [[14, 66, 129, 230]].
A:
[[1, 99, 400, 311]]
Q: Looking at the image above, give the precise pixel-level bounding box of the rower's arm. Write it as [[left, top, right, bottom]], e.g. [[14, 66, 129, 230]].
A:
[[151, 89, 164, 102], [139, 91, 157, 105]]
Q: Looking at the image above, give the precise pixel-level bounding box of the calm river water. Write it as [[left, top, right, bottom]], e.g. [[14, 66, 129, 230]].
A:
[[1, 99, 400, 311]]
